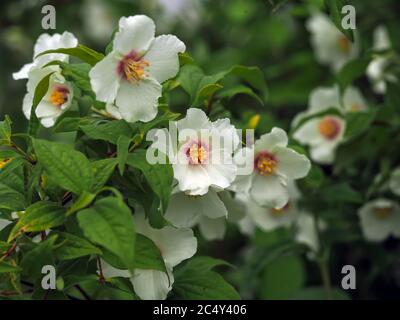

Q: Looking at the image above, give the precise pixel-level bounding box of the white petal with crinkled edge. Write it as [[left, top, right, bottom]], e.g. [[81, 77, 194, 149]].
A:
[[210, 118, 240, 155], [310, 143, 337, 164], [173, 163, 211, 196], [164, 192, 202, 228], [165, 190, 227, 229], [115, 78, 161, 123], [198, 216, 226, 241], [113, 15, 155, 55], [254, 127, 288, 154], [35, 100, 61, 119], [177, 108, 211, 131], [13, 32, 78, 80], [89, 53, 121, 103], [250, 174, 289, 209], [275, 146, 311, 180], [144, 35, 186, 83], [131, 267, 174, 300], [13, 63, 35, 80], [206, 154, 237, 191], [105, 103, 122, 119], [22, 93, 33, 119], [134, 211, 197, 268], [373, 25, 391, 51]]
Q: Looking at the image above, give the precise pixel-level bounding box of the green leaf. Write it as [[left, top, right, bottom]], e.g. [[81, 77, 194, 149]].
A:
[[126, 150, 173, 213], [9, 201, 66, 241], [0, 261, 21, 274], [336, 58, 370, 91], [66, 191, 96, 216], [218, 85, 264, 105], [28, 72, 54, 136], [345, 109, 377, 139], [33, 139, 94, 195], [20, 235, 57, 280], [0, 183, 25, 211], [321, 182, 363, 204], [258, 255, 305, 299], [325, 0, 354, 42], [36, 44, 104, 66], [134, 234, 166, 272], [117, 136, 130, 175], [177, 256, 234, 274], [80, 120, 133, 144], [77, 197, 135, 270], [292, 286, 350, 300], [54, 231, 102, 260], [174, 258, 240, 300], [0, 115, 12, 146], [91, 158, 118, 192], [60, 63, 93, 93]]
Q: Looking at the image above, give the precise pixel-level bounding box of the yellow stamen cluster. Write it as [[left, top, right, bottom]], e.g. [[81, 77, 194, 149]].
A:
[[188, 144, 207, 164], [50, 90, 68, 107], [256, 155, 277, 176], [337, 35, 351, 54], [374, 206, 392, 219], [318, 117, 340, 140], [123, 59, 150, 82]]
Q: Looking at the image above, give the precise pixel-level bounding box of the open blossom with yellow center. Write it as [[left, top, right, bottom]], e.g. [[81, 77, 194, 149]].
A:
[[152, 108, 240, 196], [90, 15, 186, 123], [358, 199, 400, 242], [255, 152, 277, 176], [23, 66, 73, 128], [232, 128, 310, 209]]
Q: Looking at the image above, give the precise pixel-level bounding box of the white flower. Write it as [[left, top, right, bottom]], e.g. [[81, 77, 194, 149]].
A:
[[292, 85, 367, 127], [292, 86, 368, 164], [152, 108, 240, 196], [164, 189, 244, 241], [102, 210, 197, 300], [234, 128, 310, 209], [389, 168, 400, 196], [22, 66, 73, 128], [13, 32, 78, 80], [239, 181, 301, 232], [306, 12, 358, 72], [89, 15, 185, 123], [358, 198, 400, 242], [294, 213, 325, 253], [294, 114, 345, 165], [366, 26, 397, 94]]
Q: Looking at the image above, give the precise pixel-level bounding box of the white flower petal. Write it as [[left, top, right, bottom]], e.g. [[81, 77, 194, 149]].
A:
[[310, 143, 336, 165], [116, 78, 161, 123], [22, 93, 33, 120], [389, 168, 400, 196], [173, 164, 211, 196], [89, 53, 121, 103], [293, 118, 323, 146], [343, 86, 367, 112], [113, 15, 155, 55], [250, 174, 289, 209], [0, 219, 11, 231], [177, 108, 211, 131], [144, 35, 186, 83], [275, 146, 311, 180], [131, 268, 173, 300], [101, 260, 131, 279], [254, 127, 288, 153], [13, 63, 35, 80], [200, 190, 228, 219], [164, 192, 201, 227], [35, 100, 61, 118], [198, 216, 226, 241], [309, 86, 341, 112]]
